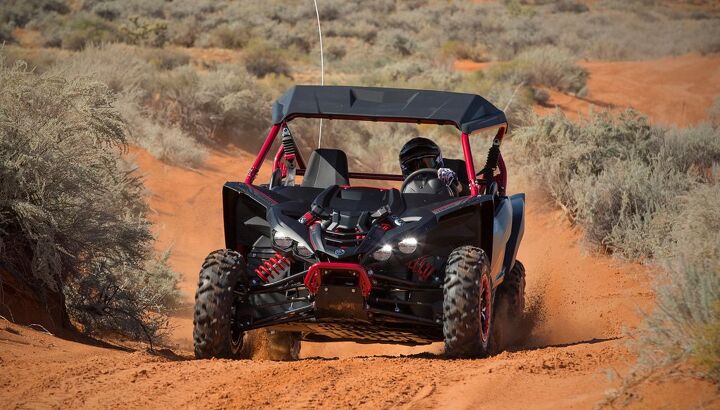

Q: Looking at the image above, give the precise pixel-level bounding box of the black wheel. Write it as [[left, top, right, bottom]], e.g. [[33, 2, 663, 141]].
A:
[[443, 246, 494, 358], [492, 260, 527, 351], [193, 249, 247, 359]]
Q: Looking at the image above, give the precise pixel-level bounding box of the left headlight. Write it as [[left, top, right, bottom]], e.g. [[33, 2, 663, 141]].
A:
[[295, 242, 314, 258], [272, 230, 293, 250]]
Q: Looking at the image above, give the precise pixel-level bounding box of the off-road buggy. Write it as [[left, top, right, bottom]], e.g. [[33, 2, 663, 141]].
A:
[[193, 85, 526, 360]]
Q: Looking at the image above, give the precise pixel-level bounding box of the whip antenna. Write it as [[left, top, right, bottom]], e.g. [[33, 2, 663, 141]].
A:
[[313, 0, 324, 147]]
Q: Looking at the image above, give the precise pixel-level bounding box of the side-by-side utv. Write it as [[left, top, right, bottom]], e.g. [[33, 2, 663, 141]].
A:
[[193, 85, 526, 360]]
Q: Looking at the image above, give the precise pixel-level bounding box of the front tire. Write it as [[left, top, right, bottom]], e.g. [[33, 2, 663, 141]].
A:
[[443, 246, 494, 358], [193, 249, 247, 359]]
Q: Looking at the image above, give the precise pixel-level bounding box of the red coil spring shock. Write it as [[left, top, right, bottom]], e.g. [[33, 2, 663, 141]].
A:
[[255, 252, 291, 283], [408, 256, 435, 281]]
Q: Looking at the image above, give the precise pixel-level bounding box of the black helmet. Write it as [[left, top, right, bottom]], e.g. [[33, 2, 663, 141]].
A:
[[399, 137, 443, 177]]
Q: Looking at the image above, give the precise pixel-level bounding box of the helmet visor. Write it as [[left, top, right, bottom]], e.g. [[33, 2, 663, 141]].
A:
[[402, 155, 442, 175]]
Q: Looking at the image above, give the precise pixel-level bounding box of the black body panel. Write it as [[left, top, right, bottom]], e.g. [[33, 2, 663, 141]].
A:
[[222, 181, 521, 345]]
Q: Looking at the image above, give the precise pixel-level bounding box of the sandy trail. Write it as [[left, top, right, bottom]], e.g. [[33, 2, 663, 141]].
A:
[[1, 180, 716, 409]]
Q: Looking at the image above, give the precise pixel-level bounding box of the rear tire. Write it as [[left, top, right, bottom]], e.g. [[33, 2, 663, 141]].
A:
[[492, 260, 526, 351], [193, 249, 247, 359], [443, 246, 494, 358]]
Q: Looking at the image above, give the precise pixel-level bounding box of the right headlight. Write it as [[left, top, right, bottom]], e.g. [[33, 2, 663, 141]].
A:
[[398, 237, 418, 254], [295, 242, 314, 258], [272, 230, 293, 250], [372, 244, 393, 261]]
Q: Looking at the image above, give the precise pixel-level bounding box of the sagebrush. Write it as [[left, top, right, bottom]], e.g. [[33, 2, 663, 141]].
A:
[[0, 58, 180, 343]]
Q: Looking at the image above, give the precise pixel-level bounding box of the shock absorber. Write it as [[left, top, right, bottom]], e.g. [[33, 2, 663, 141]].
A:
[[408, 256, 435, 281], [255, 252, 291, 283]]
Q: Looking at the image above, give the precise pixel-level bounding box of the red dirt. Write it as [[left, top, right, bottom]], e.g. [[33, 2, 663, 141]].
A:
[[1, 176, 717, 408], [458, 54, 720, 127], [2, 53, 719, 408]]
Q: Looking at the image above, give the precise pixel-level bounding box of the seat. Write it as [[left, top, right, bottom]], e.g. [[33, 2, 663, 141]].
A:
[[301, 149, 350, 188], [443, 158, 470, 196]]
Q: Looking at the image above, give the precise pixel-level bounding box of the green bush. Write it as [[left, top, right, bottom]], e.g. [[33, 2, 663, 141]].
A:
[[0, 57, 180, 343]]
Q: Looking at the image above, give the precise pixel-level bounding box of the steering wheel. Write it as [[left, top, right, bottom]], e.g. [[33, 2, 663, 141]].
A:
[[401, 168, 454, 196]]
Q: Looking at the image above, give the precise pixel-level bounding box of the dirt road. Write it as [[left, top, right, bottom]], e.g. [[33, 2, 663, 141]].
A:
[[2, 171, 717, 408]]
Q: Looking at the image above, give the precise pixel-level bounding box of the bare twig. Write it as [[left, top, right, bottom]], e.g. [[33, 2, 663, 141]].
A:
[[27, 323, 53, 336]]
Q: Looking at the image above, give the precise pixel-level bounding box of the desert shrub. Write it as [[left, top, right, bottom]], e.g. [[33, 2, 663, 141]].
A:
[[0, 58, 180, 343], [48, 43, 152, 94], [709, 97, 720, 128], [326, 44, 347, 61], [515, 107, 720, 396], [0, 46, 60, 73], [553, 1, 589, 13], [483, 46, 588, 96], [570, 160, 688, 258], [151, 64, 272, 148], [0, 0, 69, 28], [119, 16, 167, 48], [0, 24, 15, 44], [660, 124, 720, 180], [377, 29, 417, 56], [441, 40, 488, 62], [361, 60, 462, 91], [166, 16, 199, 47], [91, 2, 122, 21], [514, 110, 662, 219], [63, 13, 120, 50], [200, 23, 250, 49], [513, 110, 720, 258], [116, 93, 207, 167], [532, 87, 550, 105], [243, 41, 292, 79], [608, 184, 720, 403], [136, 47, 190, 70]]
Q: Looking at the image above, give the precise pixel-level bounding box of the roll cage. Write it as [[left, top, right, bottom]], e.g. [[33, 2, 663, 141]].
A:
[[245, 85, 509, 196]]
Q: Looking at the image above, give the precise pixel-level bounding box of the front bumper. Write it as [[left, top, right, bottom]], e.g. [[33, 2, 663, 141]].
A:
[[241, 262, 443, 345]]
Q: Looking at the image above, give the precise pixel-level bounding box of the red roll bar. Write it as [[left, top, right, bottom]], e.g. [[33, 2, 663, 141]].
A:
[[245, 121, 508, 196]]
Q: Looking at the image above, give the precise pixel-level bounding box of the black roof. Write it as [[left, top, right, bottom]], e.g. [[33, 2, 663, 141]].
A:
[[271, 85, 507, 134]]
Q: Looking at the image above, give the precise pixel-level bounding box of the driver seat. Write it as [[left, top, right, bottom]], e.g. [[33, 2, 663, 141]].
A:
[[443, 158, 470, 196], [301, 149, 350, 188]]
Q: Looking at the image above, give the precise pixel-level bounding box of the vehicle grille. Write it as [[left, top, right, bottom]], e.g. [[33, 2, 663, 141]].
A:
[[323, 228, 366, 247]]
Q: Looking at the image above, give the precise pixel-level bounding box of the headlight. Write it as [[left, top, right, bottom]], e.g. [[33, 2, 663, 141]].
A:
[[372, 244, 393, 261], [295, 243, 314, 258], [398, 237, 418, 254], [272, 231, 293, 250]]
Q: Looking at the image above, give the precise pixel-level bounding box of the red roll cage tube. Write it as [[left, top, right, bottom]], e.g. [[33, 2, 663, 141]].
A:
[[245, 121, 507, 197]]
